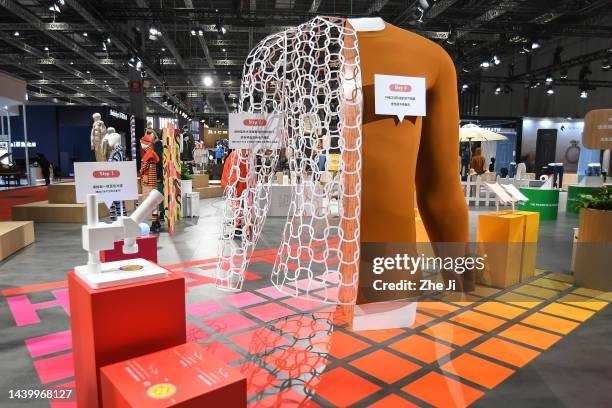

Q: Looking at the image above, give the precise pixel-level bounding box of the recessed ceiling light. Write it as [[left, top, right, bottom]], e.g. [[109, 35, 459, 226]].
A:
[[14, 31, 20, 37]]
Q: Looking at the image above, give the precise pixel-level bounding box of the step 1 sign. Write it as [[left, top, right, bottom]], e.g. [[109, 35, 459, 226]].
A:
[[229, 113, 282, 149], [75, 161, 138, 207]]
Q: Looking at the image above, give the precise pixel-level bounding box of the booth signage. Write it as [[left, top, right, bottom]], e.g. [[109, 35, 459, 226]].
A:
[[583, 109, 612, 149], [375, 74, 426, 120], [75, 161, 138, 207], [229, 113, 282, 149], [109, 109, 128, 120], [203, 127, 228, 148]]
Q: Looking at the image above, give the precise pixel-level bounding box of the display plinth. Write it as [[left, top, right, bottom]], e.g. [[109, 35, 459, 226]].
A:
[[514, 210, 539, 281], [75, 258, 168, 289], [574, 208, 612, 291], [99, 236, 158, 264], [68, 271, 186, 408], [0, 221, 34, 261], [518, 188, 559, 220], [353, 301, 416, 331], [477, 213, 525, 288], [101, 343, 246, 408]]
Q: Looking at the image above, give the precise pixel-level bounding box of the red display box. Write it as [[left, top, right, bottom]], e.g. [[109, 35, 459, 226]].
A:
[[68, 271, 186, 408], [101, 343, 247, 408], [99, 235, 158, 264]]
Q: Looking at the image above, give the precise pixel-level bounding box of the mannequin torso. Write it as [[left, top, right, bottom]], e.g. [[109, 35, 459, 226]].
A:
[[91, 113, 107, 161], [349, 20, 470, 300]]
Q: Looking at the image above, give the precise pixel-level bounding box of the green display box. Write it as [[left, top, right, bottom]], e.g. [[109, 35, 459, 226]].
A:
[[566, 185, 596, 215], [518, 188, 559, 220]]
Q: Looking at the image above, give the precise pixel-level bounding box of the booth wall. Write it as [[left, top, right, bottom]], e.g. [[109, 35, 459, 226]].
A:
[[7, 105, 129, 175]]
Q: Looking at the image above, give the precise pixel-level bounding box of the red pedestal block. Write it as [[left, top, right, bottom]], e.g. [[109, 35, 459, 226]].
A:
[[99, 235, 158, 264], [101, 343, 247, 408], [68, 271, 186, 408]]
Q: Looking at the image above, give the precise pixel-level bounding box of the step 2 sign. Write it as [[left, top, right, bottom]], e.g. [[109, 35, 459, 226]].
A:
[[229, 113, 282, 149], [75, 161, 138, 207]]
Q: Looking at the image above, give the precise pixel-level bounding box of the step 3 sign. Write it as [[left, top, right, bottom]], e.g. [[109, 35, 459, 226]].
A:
[[229, 113, 282, 149], [75, 161, 138, 207]]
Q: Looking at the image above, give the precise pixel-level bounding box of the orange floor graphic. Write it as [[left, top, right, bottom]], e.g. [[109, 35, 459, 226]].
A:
[[3, 254, 611, 408]]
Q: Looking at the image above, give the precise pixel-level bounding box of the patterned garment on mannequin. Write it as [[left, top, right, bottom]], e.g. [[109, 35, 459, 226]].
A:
[[108, 144, 127, 221], [91, 121, 107, 161], [140, 136, 160, 225]]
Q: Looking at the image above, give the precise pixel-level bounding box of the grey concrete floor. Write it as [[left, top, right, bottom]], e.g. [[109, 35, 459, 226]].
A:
[[1, 194, 610, 407]]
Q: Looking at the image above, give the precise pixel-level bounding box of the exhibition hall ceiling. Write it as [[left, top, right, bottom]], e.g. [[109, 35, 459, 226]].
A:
[[0, 0, 610, 121]]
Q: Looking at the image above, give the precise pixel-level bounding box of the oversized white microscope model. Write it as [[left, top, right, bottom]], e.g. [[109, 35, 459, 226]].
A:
[[75, 190, 166, 289]]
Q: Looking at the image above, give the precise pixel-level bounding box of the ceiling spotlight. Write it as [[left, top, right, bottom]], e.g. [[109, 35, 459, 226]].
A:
[[494, 84, 502, 95], [446, 26, 456, 45], [70, 61, 74, 65], [222, 48, 226, 52], [545, 73, 553, 83], [102, 42, 107, 51], [136, 60, 143, 71], [198, 29, 204, 36], [579, 64, 592, 82], [13, 31, 20, 37], [461, 84, 469, 91], [480, 61, 491, 68], [528, 80, 540, 89], [602, 58, 611, 71], [106, 37, 111, 44], [86, 70, 90, 74], [531, 40, 540, 50], [559, 69, 568, 79], [191, 29, 196, 36], [83, 32, 88, 37], [215, 21, 227, 35], [44, 46, 49, 51], [493, 55, 501, 65], [161, 47, 166, 52], [128, 56, 135, 67], [546, 86, 555, 95], [580, 89, 588, 99], [203, 76, 213, 87], [148, 27, 162, 41]]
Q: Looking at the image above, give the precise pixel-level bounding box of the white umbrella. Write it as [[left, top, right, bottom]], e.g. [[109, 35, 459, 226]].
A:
[[459, 123, 508, 142], [460, 124, 508, 176]]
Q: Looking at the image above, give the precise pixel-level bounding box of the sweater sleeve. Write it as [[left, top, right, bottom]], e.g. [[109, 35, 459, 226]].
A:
[[415, 48, 469, 243]]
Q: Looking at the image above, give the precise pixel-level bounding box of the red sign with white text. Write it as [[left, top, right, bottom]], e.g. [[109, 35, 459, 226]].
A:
[[101, 343, 246, 407]]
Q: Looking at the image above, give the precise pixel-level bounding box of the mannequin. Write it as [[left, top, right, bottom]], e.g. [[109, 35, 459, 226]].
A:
[[181, 125, 195, 174], [102, 127, 118, 161], [107, 132, 127, 221], [216, 16, 471, 302], [90, 113, 107, 162], [140, 134, 161, 232]]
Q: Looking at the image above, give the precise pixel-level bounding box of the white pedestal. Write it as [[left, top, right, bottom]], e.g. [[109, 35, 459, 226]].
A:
[[352, 301, 417, 331], [181, 192, 200, 217], [75, 258, 168, 289]]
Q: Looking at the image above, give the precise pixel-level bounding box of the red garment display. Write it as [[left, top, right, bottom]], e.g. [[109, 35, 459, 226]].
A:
[[221, 151, 248, 197]]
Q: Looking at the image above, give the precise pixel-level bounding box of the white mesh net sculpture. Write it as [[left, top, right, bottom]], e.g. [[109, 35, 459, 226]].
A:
[[216, 16, 362, 305]]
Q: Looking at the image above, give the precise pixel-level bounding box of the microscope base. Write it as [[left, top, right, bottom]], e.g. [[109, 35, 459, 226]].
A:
[[75, 258, 168, 289]]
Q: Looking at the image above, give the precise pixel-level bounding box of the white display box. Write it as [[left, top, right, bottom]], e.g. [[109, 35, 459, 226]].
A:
[[75, 258, 168, 289], [352, 301, 417, 331]]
